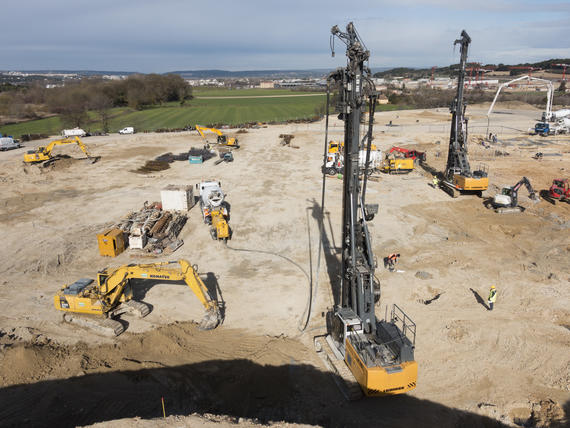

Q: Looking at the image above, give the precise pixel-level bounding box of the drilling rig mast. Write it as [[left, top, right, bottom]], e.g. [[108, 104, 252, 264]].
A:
[[442, 30, 489, 197], [318, 22, 417, 399]]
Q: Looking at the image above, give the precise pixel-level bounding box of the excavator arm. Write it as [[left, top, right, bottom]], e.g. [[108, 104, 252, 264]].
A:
[[196, 125, 223, 138], [511, 177, 538, 206], [99, 260, 221, 329]]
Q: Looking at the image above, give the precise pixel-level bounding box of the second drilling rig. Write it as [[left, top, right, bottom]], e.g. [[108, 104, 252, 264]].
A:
[[441, 30, 489, 197]]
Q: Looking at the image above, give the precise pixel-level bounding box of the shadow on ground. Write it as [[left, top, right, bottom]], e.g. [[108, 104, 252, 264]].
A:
[[0, 358, 533, 428], [308, 199, 341, 306], [469, 287, 490, 311]]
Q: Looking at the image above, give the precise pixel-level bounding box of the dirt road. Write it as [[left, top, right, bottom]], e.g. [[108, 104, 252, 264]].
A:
[[0, 103, 568, 427]]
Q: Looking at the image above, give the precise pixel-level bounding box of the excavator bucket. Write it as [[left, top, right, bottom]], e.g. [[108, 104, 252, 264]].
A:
[[89, 156, 101, 164], [199, 307, 221, 330]]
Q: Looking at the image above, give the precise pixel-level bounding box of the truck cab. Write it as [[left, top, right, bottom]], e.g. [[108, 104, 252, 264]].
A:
[[534, 122, 550, 136]]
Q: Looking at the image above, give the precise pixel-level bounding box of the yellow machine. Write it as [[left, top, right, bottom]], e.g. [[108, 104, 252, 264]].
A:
[[210, 209, 230, 241], [23, 136, 98, 166], [54, 260, 221, 335], [328, 140, 377, 154], [381, 156, 414, 174], [97, 228, 126, 257], [328, 140, 344, 154], [196, 125, 239, 148]]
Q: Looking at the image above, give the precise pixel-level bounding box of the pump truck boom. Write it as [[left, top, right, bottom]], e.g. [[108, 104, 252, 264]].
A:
[[54, 260, 221, 335], [442, 31, 488, 197], [316, 22, 417, 400]]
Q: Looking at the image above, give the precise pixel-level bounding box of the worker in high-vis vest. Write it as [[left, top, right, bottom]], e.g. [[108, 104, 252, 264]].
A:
[[488, 285, 497, 311]]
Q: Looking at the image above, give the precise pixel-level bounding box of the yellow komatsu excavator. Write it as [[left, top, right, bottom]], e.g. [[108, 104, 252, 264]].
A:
[[54, 260, 221, 335], [196, 125, 239, 148], [24, 136, 99, 166]]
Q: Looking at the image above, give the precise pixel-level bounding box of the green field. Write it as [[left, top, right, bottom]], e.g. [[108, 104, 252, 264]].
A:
[[193, 88, 323, 97], [0, 89, 327, 138], [0, 88, 405, 138]]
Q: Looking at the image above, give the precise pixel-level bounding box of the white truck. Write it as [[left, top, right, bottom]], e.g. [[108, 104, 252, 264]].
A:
[[0, 137, 21, 151], [61, 128, 87, 138], [196, 180, 228, 221], [118, 127, 135, 135], [322, 150, 383, 175]]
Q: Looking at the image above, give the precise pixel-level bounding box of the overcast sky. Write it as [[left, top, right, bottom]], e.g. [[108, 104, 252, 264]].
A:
[[1, 0, 568, 72]]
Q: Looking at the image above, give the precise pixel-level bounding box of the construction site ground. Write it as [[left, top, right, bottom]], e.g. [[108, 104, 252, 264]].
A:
[[0, 102, 568, 427]]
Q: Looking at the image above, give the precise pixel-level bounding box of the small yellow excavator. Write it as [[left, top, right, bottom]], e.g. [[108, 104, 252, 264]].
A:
[[24, 136, 99, 167], [196, 125, 239, 148], [54, 260, 221, 335]]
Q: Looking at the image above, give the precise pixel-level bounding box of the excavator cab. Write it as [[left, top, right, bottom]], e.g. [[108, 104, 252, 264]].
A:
[[550, 178, 569, 201]]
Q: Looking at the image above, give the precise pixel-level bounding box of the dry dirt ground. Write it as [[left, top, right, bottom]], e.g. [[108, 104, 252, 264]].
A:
[[0, 102, 568, 428]]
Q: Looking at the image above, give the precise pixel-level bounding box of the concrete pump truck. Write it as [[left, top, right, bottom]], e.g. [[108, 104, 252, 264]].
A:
[[441, 30, 489, 197], [315, 23, 417, 400]]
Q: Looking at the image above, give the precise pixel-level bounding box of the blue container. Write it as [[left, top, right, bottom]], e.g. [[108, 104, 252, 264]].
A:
[[189, 155, 203, 164]]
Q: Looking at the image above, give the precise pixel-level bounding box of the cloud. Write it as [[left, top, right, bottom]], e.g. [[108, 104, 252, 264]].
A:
[[0, 0, 568, 71]]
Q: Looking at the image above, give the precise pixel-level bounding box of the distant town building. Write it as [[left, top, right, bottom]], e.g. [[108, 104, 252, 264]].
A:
[[259, 81, 275, 89]]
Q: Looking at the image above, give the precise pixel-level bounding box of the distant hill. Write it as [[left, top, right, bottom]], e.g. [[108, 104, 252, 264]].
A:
[[374, 59, 570, 79], [4, 67, 393, 79]]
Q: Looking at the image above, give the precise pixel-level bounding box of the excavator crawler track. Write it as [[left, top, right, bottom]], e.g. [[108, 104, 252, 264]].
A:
[[123, 300, 151, 318], [314, 336, 363, 401], [63, 313, 125, 336]]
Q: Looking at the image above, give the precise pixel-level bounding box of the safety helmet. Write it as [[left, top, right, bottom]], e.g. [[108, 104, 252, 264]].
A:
[[491, 285, 496, 289]]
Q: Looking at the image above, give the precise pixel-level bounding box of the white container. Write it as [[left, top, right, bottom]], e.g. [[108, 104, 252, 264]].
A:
[[161, 185, 195, 211], [61, 128, 86, 137], [129, 233, 147, 249], [359, 150, 382, 169]]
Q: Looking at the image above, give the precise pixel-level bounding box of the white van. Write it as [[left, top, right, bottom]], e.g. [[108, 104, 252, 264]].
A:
[[0, 137, 21, 151], [118, 127, 135, 135]]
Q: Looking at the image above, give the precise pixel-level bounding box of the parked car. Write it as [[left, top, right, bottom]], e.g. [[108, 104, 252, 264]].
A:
[[0, 137, 21, 151], [119, 127, 135, 135]]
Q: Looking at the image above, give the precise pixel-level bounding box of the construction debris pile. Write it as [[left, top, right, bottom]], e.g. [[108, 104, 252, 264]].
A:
[[98, 185, 195, 257], [115, 201, 187, 256], [279, 134, 299, 148]]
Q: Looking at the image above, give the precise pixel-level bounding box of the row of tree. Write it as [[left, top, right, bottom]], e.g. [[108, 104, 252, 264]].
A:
[[384, 85, 569, 110], [0, 74, 193, 130]]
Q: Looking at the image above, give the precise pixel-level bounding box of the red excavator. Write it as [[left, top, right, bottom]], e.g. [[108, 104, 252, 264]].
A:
[[549, 178, 569, 202], [389, 146, 426, 162]]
